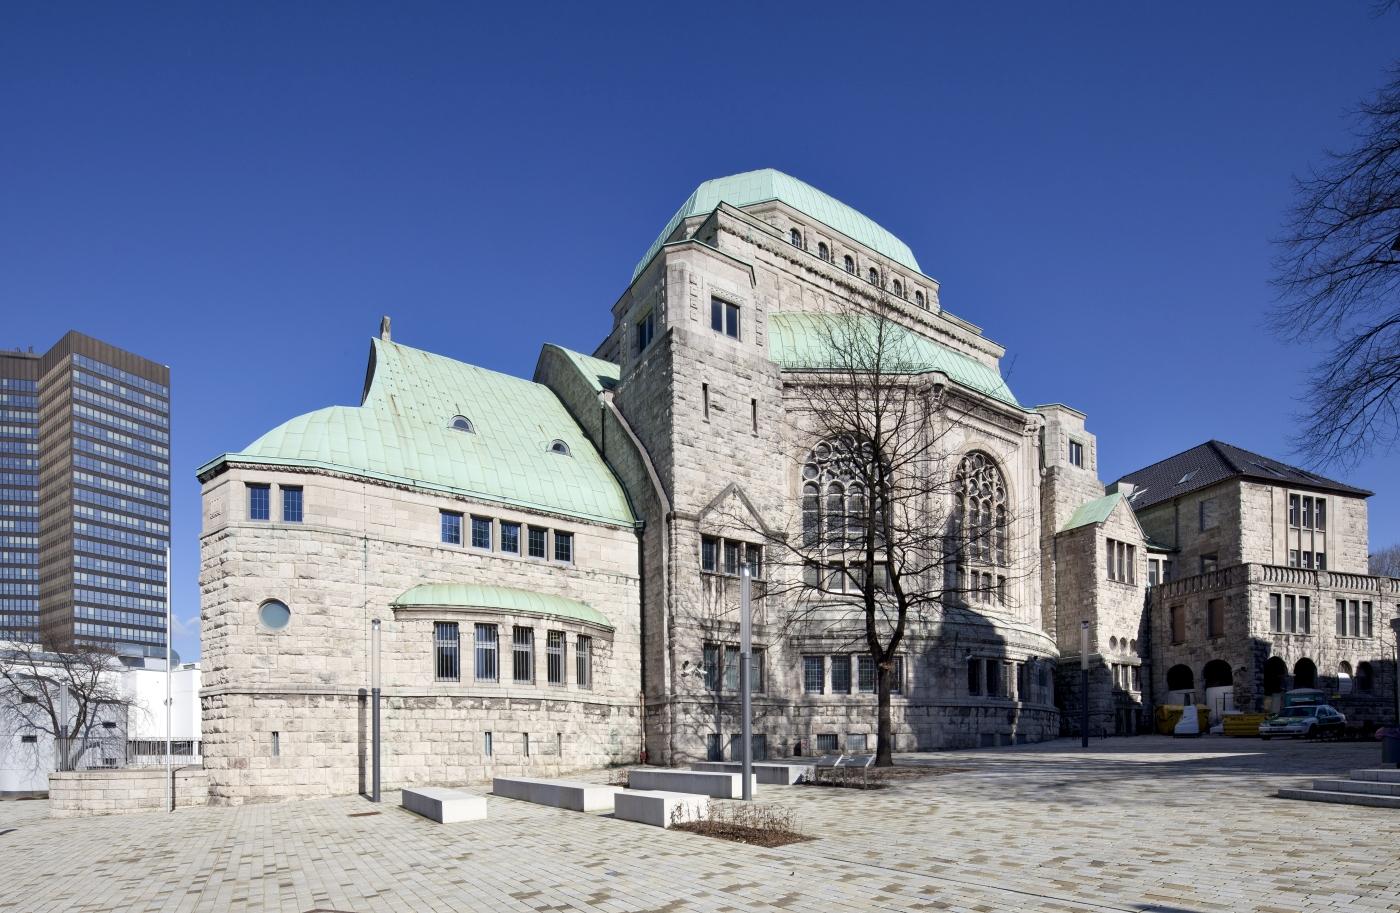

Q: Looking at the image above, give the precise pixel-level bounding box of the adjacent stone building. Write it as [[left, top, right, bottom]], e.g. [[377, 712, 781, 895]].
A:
[[197, 168, 1398, 803]]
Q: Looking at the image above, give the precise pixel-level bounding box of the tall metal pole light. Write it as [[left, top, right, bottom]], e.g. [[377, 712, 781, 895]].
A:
[[371, 617, 382, 803], [1080, 620, 1090, 749]]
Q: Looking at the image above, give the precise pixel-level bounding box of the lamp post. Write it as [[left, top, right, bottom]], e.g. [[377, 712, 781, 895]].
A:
[[164, 546, 172, 813], [371, 618, 381, 803], [739, 567, 753, 801], [1080, 620, 1090, 749], [1391, 617, 1400, 731]]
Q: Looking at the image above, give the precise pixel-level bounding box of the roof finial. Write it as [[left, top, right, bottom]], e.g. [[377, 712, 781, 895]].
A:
[[379, 315, 392, 342]]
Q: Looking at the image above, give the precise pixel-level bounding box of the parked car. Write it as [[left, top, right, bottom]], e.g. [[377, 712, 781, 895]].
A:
[[1259, 704, 1347, 740]]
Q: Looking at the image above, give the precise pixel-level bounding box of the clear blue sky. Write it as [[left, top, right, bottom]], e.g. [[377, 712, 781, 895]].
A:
[[4, 3, 1398, 661]]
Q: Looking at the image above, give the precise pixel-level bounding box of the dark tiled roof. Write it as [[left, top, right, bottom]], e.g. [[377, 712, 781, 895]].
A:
[[1116, 440, 1372, 512]]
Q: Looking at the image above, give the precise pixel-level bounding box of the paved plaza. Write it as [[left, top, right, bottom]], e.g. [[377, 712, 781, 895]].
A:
[[1, 736, 1396, 913]]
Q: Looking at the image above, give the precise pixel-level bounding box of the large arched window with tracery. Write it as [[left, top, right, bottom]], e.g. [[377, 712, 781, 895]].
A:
[[801, 436, 884, 592], [953, 451, 1008, 604]]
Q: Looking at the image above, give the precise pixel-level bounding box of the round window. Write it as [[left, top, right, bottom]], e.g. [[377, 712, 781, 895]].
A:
[[259, 599, 291, 631]]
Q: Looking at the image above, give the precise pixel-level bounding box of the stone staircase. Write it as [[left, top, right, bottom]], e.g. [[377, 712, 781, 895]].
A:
[[1278, 767, 1400, 808]]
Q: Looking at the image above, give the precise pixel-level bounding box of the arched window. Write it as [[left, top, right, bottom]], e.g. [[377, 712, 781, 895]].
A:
[[914, 290, 925, 308], [450, 415, 475, 433], [867, 267, 879, 285], [1263, 656, 1288, 695], [1202, 660, 1233, 689], [892, 279, 904, 298], [548, 439, 572, 456], [818, 242, 830, 262], [1166, 664, 1194, 692], [802, 435, 877, 553], [1109, 636, 1118, 651], [1129, 638, 1137, 654], [1356, 661, 1375, 692], [1293, 657, 1317, 689], [843, 255, 855, 274], [789, 228, 803, 247], [1338, 661, 1353, 695], [952, 452, 1008, 604]]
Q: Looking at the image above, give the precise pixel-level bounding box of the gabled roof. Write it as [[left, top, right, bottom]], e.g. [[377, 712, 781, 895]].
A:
[[1116, 440, 1372, 512], [1062, 492, 1122, 532], [767, 311, 1021, 408], [633, 169, 921, 281], [391, 583, 611, 629], [198, 338, 635, 526]]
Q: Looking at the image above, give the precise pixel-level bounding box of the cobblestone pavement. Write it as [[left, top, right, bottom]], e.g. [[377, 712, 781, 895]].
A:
[[1, 736, 1397, 913]]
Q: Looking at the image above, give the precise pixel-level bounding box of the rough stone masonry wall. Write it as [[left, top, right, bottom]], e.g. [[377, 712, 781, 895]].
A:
[[49, 767, 208, 817], [200, 465, 643, 804]]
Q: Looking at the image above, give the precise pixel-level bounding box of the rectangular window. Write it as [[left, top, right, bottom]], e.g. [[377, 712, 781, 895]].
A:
[[1272, 594, 1283, 633], [1288, 549, 1299, 568], [1068, 440, 1083, 467], [706, 732, 723, 761], [701, 536, 718, 573], [891, 656, 905, 695], [484, 731, 493, 756], [803, 561, 820, 588], [967, 657, 982, 695], [857, 655, 877, 693], [1301, 550, 1314, 569], [702, 383, 709, 421], [752, 647, 766, 693], [434, 621, 460, 682], [984, 660, 1001, 697], [1106, 539, 1135, 583], [500, 521, 521, 555], [1170, 605, 1185, 644], [527, 526, 547, 558], [710, 297, 740, 338], [1207, 598, 1224, 638], [1201, 553, 1218, 574], [635, 310, 655, 353], [802, 655, 824, 694], [1316, 551, 1326, 570], [281, 486, 303, 523], [440, 511, 462, 545], [750, 397, 758, 434], [744, 543, 762, 579], [248, 483, 270, 521], [1132, 665, 1142, 692], [512, 626, 534, 684], [272, 731, 280, 757], [1362, 601, 1373, 637], [546, 630, 565, 685], [723, 644, 740, 692], [471, 516, 492, 550], [1336, 598, 1347, 635], [1350, 599, 1361, 637], [723, 540, 740, 576], [815, 733, 839, 754], [1148, 559, 1160, 588], [1299, 595, 1311, 634], [1301, 495, 1314, 530], [830, 654, 851, 694], [1316, 498, 1326, 531], [703, 642, 720, 690], [1199, 497, 1218, 531], [1285, 594, 1297, 633], [524, 733, 531, 757], [575, 635, 593, 689], [847, 733, 868, 752], [474, 623, 498, 682], [554, 531, 573, 563], [1289, 494, 1300, 527]]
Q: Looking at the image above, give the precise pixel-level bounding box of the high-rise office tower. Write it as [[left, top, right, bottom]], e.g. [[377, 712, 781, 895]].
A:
[[0, 332, 170, 659]]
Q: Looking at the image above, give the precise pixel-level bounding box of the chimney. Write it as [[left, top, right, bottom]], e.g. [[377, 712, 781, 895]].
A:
[[379, 315, 392, 342]]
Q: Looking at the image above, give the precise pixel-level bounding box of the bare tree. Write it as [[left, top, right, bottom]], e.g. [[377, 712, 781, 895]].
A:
[[0, 628, 132, 771], [1370, 543, 1400, 578], [732, 296, 1025, 767], [1274, 62, 1400, 467]]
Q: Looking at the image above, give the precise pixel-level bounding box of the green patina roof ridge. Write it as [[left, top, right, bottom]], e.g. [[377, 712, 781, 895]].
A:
[[391, 582, 611, 628], [1062, 492, 1123, 532]]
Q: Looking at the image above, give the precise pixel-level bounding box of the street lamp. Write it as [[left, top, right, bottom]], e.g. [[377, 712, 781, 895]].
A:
[[1080, 620, 1090, 749], [371, 617, 381, 803], [1391, 617, 1400, 731]]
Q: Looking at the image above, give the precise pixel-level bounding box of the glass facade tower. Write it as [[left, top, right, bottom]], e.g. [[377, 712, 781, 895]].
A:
[[1, 332, 170, 658]]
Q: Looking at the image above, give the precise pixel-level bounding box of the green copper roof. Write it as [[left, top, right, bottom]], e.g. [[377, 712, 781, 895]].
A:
[[1062, 493, 1123, 532], [210, 338, 634, 526], [544, 344, 619, 393], [391, 582, 611, 629], [633, 169, 921, 281], [768, 312, 1021, 407]]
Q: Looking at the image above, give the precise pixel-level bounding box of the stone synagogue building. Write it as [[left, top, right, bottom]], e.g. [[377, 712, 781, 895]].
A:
[[197, 169, 1399, 804]]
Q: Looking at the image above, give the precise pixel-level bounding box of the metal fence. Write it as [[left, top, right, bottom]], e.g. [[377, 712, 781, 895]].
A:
[[55, 736, 201, 771]]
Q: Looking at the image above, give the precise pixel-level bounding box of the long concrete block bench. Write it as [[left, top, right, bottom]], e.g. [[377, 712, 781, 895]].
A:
[[401, 787, 488, 823], [627, 768, 755, 798], [689, 761, 814, 785], [614, 789, 709, 828], [491, 776, 620, 812]]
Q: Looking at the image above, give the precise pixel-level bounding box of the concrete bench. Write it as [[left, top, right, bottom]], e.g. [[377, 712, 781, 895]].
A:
[[627, 768, 755, 798], [614, 789, 709, 828], [491, 776, 620, 812], [689, 761, 814, 785], [401, 787, 488, 823], [813, 753, 876, 788]]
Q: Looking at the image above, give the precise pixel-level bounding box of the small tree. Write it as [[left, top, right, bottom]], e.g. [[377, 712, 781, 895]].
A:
[[742, 296, 1023, 767], [0, 628, 131, 771], [1370, 543, 1400, 578]]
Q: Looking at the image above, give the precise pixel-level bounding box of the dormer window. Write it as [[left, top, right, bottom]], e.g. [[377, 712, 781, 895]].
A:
[[548, 440, 572, 456], [843, 255, 855, 273], [818, 242, 830, 262], [450, 415, 475, 433]]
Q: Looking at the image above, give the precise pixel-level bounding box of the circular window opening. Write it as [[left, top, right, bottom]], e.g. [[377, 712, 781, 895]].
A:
[[259, 599, 291, 631]]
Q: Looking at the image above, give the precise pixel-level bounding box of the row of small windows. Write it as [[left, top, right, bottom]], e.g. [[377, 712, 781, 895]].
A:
[[1288, 494, 1327, 530], [71, 354, 169, 398], [1106, 538, 1136, 584], [700, 536, 762, 577], [247, 483, 302, 523], [448, 414, 571, 456], [440, 511, 574, 564], [966, 657, 1048, 701], [434, 621, 593, 688], [787, 228, 928, 309], [702, 641, 767, 692], [801, 654, 905, 695]]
